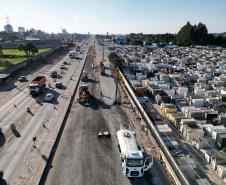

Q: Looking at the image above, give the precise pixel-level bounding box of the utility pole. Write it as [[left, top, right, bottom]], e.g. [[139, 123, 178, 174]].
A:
[[114, 67, 120, 105]]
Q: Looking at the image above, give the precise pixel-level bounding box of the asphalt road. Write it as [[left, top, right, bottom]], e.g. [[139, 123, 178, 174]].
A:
[[44, 45, 154, 185], [0, 41, 89, 184]]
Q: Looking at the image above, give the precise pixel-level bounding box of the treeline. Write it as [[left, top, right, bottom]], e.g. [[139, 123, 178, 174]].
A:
[[124, 22, 226, 47], [177, 21, 226, 46]]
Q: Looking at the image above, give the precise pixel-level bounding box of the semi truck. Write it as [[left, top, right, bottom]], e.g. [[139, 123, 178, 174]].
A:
[[116, 129, 153, 177], [28, 76, 46, 96]]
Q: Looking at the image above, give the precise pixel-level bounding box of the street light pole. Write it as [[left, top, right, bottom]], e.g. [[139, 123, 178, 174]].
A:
[[114, 67, 120, 105]]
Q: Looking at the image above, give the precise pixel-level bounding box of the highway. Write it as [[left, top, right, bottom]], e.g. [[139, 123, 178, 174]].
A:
[[0, 40, 89, 184], [43, 44, 158, 185]]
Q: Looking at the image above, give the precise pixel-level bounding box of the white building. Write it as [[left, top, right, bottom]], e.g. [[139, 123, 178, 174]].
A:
[[4, 24, 13, 33], [18, 27, 25, 33]]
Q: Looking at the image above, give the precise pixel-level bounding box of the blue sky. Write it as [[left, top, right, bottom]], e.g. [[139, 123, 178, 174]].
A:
[[0, 0, 226, 34]]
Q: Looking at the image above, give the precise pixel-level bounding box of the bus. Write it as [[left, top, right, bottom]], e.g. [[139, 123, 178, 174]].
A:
[[116, 129, 153, 177]]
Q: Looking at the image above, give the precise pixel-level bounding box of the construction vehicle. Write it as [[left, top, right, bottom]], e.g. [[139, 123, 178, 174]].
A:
[[81, 71, 88, 82], [117, 129, 153, 177], [28, 76, 46, 96], [78, 83, 90, 103]]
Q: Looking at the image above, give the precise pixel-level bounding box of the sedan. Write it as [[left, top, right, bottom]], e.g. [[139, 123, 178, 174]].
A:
[[60, 64, 65, 69]]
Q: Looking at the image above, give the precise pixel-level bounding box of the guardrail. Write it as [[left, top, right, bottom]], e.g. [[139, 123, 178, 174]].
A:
[[38, 46, 91, 185], [118, 69, 190, 185]]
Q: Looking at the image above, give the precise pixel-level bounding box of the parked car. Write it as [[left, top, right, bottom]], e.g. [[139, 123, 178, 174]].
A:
[[63, 61, 68, 65], [55, 82, 63, 89], [18, 76, 27, 82], [45, 93, 54, 102]]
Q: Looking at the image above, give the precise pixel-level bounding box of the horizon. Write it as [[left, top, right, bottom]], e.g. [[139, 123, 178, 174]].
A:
[[0, 0, 226, 34]]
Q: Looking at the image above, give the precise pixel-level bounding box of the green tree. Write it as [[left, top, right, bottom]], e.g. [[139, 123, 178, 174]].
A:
[[18, 43, 38, 57], [176, 21, 194, 46], [129, 39, 143, 46], [194, 23, 208, 45], [0, 46, 3, 56]]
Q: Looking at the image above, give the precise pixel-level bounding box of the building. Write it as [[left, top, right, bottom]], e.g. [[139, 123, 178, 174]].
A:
[[18, 27, 25, 33], [62, 28, 68, 34], [4, 24, 13, 33]]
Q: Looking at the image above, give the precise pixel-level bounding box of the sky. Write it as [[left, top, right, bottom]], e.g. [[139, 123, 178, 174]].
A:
[[0, 0, 226, 34]]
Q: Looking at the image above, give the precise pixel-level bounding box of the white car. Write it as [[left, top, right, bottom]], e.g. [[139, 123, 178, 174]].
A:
[[60, 64, 65, 69], [45, 93, 54, 102]]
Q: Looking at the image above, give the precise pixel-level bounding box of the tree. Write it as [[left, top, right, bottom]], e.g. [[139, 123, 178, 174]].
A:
[[129, 39, 143, 46], [177, 22, 210, 46], [18, 43, 38, 57], [0, 46, 3, 56], [176, 21, 194, 46], [194, 23, 208, 45]]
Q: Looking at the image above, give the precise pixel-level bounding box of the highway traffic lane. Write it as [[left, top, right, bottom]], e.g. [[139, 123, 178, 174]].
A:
[[7, 45, 90, 185], [0, 55, 81, 131], [0, 42, 86, 108], [0, 54, 69, 106], [44, 46, 151, 185], [95, 44, 116, 105], [1, 48, 87, 171], [0, 102, 53, 180]]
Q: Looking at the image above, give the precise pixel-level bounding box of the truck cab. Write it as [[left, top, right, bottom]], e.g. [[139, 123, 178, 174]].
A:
[[117, 129, 153, 177]]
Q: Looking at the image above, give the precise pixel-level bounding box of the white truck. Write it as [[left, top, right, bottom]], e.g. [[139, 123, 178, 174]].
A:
[[116, 129, 153, 177], [69, 51, 77, 59]]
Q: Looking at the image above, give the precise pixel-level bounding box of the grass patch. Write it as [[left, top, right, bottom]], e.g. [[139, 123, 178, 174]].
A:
[[0, 48, 53, 72], [1, 57, 28, 65], [2, 48, 52, 56]]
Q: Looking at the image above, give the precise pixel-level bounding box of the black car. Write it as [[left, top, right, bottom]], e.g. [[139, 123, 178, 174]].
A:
[[18, 76, 27, 82]]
